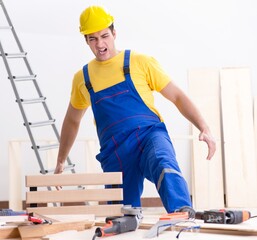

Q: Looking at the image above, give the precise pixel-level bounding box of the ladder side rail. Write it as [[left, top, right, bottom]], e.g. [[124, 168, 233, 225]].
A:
[[1, 1, 57, 125], [0, 41, 47, 174], [1, 1, 57, 123], [0, 1, 28, 62], [1, 0, 75, 174], [1, 0, 33, 74]]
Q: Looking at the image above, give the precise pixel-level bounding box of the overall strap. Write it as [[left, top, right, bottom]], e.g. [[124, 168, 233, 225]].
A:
[[82, 64, 93, 91], [123, 50, 131, 76], [84, 50, 131, 91]]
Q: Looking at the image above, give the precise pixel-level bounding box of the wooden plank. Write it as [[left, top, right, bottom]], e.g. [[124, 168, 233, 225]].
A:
[[254, 97, 257, 163], [25, 172, 122, 187], [0, 226, 20, 239], [42, 214, 95, 222], [8, 141, 23, 211], [220, 67, 257, 207], [18, 220, 94, 239], [26, 188, 123, 203], [188, 68, 224, 209], [27, 204, 123, 217], [138, 221, 257, 236], [138, 218, 257, 236]]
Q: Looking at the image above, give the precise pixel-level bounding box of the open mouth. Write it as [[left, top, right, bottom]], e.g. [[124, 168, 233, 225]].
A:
[[99, 48, 107, 55]]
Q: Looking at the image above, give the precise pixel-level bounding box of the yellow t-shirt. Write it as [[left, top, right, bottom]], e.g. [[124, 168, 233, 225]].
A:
[[70, 50, 171, 120]]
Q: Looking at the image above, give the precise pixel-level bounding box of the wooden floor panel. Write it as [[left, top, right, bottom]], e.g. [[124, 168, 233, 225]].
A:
[[220, 67, 257, 207], [188, 68, 224, 209]]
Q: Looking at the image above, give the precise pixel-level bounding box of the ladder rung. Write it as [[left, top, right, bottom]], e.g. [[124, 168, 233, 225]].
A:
[[33, 143, 59, 151], [5, 52, 27, 58], [25, 119, 56, 127], [19, 97, 46, 104], [0, 26, 12, 30], [40, 164, 76, 174], [10, 75, 37, 81], [32, 143, 59, 151], [1, 0, 76, 175]]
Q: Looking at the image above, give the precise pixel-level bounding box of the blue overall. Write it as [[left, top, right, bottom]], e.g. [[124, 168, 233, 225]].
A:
[[82, 50, 191, 212]]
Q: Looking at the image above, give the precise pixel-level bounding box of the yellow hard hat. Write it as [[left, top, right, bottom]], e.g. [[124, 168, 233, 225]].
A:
[[79, 5, 114, 35]]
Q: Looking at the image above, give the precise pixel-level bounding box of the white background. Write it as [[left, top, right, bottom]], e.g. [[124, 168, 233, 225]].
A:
[[0, 0, 257, 201]]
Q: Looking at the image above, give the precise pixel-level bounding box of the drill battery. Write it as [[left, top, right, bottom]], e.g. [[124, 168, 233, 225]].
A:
[[195, 209, 251, 224]]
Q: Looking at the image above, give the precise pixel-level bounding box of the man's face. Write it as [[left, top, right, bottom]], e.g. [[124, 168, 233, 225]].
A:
[[86, 27, 117, 61]]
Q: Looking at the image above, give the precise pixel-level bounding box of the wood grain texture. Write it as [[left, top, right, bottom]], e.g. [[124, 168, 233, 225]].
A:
[[27, 205, 123, 217], [220, 67, 257, 207], [25, 172, 124, 217], [18, 221, 94, 239], [254, 97, 257, 165], [188, 68, 224, 209], [26, 172, 122, 187], [0, 226, 20, 239], [26, 189, 123, 203]]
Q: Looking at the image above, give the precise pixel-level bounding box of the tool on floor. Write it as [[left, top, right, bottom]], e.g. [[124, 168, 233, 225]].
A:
[[92, 205, 143, 239], [175, 206, 196, 219], [195, 209, 251, 224], [28, 213, 52, 225], [144, 206, 195, 238], [28, 215, 51, 225], [0, 209, 53, 225]]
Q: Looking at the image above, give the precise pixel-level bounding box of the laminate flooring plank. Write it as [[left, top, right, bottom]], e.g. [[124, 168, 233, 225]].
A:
[[254, 97, 257, 162], [188, 68, 224, 209], [220, 67, 257, 207]]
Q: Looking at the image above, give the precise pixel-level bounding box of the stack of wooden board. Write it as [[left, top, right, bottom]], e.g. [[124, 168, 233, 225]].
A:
[[188, 67, 257, 209], [1, 210, 257, 239], [188, 68, 224, 209], [0, 215, 94, 239], [25, 172, 123, 217]]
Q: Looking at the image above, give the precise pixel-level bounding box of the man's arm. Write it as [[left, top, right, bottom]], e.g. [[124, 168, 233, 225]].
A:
[[54, 103, 87, 174], [160, 81, 216, 160]]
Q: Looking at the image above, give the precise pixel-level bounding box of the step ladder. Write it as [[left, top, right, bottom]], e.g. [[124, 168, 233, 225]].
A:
[[0, 0, 75, 175]]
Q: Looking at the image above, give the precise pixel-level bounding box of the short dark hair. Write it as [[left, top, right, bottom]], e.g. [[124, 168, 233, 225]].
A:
[[109, 23, 114, 33]]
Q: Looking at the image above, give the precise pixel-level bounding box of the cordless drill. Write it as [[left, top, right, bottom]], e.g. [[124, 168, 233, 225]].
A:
[[195, 209, 251, 224], [93, 206, 143, 239]]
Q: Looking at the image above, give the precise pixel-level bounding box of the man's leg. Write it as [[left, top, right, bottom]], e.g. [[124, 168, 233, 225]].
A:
[[139, 123, 191, 213], [97, 132, 144, 207]]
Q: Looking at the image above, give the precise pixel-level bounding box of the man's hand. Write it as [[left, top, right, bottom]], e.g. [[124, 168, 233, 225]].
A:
[[54, 162, 65, 190], [54, 162, 65, 174], [199, 130, 216, 160]]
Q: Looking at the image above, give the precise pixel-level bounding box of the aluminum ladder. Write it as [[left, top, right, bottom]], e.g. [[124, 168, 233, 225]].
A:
[[0, 0, 75, 175]]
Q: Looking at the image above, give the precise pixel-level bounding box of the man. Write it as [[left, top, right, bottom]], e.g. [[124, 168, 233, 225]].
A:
[[54, 5, 216, 213]]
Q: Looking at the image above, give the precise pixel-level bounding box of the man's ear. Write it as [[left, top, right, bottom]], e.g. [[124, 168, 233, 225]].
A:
[[113, 29, 116, 39]]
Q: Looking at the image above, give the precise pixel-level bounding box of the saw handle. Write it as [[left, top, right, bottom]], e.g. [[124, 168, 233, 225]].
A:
[[95, 220, 120, 237]]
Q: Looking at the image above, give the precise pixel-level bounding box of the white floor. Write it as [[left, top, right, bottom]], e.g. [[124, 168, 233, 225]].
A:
[[40, 207, 257, 240]]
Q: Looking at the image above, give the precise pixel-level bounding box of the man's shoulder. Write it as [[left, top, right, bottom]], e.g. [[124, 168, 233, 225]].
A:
[[129, 50, 155, 64], [129, 50, 158, 69], [130, 50, 150, 59], [73, 69, 84, 85], [74, 68, 83, 77]]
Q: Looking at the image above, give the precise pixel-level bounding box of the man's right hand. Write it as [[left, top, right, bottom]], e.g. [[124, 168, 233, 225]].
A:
[[54, 162, 65, 174], [54, 162, 65, 190], [53, 104, 87, 189]]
